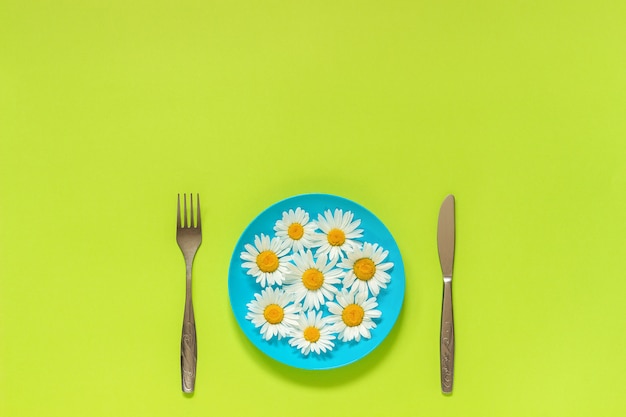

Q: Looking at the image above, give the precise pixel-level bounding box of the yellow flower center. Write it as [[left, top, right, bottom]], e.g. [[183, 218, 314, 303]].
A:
[[327, 228, 346, 246], [353, 258, 376, 281], [342, 304, 365, 327], [303, 326, 321, 343], [287, 223, 304, 240], [263, 304, 284, 324], [302, 268, 324, 290], [256, 250, 279, 273]]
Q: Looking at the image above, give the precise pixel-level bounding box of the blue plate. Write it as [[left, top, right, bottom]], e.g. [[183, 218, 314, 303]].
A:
[[228, 194, 405, 370]]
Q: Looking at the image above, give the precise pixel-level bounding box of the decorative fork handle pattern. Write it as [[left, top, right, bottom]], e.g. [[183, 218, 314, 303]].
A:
[[181, 267, 197, 393], [440, 279, 454, 393]]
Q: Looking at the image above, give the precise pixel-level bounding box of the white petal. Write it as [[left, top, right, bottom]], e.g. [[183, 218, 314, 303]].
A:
[[358, 325, 371, 339]]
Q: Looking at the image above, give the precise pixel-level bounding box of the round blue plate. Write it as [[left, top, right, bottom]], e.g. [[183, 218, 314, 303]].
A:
[[228, 194, 405, 370]]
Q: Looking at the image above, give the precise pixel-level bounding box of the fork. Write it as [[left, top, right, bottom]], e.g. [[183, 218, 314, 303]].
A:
[[176, 193, 202, 393]]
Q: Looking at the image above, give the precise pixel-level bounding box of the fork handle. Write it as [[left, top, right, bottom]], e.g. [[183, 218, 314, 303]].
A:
[[181, 283, 197, 393], [440, 279, 454, 393]]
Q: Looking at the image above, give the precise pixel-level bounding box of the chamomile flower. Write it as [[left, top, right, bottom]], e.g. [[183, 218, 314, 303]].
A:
[[314, 209, 363, 261], [288, 310, 336, 355], [273, 207, 318, 252], [326, 288, 381, 342], [338, 242, 393, 296], [245, 287, 301, 340], [241, 233, 291, 287], [284, 249, 342, 311]]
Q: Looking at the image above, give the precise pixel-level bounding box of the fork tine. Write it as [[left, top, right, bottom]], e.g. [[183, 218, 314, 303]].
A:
[[196, 194, 201, 229], [177, 194, 182, 229], [183, 193, 188, 228], [190, 193, 195, 228]]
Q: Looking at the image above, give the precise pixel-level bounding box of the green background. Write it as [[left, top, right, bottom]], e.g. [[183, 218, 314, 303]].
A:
[[1, 1, 625, 416]]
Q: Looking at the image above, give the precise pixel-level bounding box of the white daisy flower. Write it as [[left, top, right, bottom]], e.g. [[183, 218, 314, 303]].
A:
[[338, 242, 393, 296], [288, 310, 336, 355], [314, 209, 363, 261], [326, 288, 382, 342], [273, 207, 319, 253], [284, 249, 342, 311], [245, 287, 301, 340], [241, 233, 291, 287]]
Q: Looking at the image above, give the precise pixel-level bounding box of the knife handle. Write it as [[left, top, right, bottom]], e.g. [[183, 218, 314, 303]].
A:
[[440, 279, 454, 393], [181, 283, 197, 393]]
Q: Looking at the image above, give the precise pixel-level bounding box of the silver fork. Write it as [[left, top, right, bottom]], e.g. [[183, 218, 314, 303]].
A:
[[176, 193, 202, 393]]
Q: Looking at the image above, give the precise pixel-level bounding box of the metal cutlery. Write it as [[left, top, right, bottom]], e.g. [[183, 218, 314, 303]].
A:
[[176, 193, 202, 393], [437, 194, 455, 393]]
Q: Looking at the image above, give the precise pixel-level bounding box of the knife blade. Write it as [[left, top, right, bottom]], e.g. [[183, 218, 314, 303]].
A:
[[437, 194, 455, 393]]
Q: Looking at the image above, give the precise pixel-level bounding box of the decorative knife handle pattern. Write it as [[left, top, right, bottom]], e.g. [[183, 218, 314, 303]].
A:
[[181, 301, 197, 393], [440, 280, 454, 393]]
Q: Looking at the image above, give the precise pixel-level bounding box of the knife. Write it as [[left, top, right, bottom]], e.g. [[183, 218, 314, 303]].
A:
[[437, 194, 455, 393]]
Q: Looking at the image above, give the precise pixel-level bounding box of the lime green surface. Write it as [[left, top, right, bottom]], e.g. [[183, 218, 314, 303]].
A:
[[1, 1, 625, 416]]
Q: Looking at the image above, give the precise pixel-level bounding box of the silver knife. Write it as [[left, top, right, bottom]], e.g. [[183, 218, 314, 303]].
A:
[[437, 194, 455, 393]]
